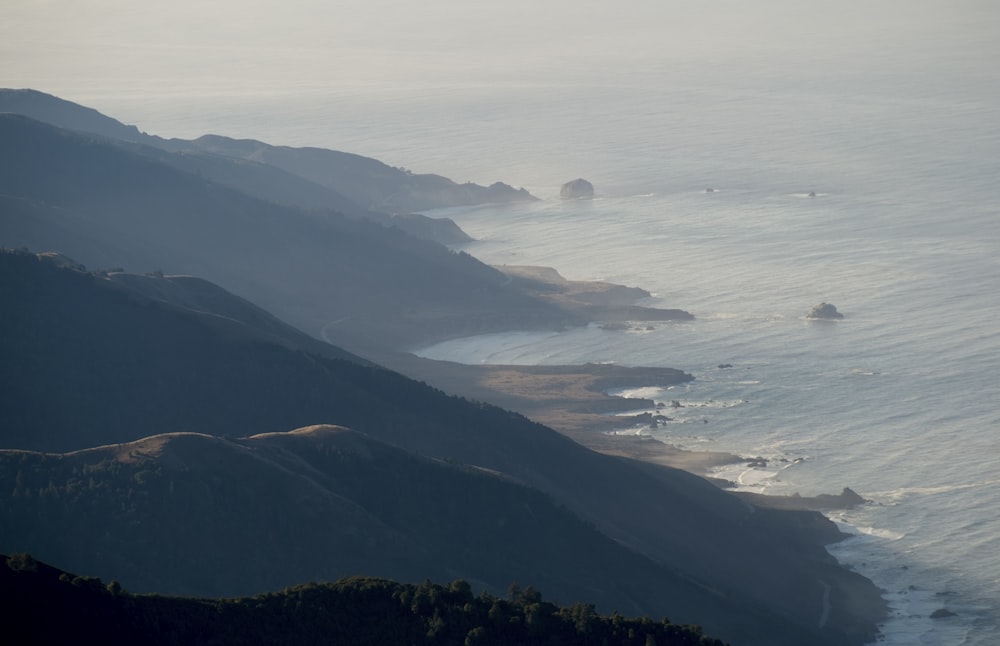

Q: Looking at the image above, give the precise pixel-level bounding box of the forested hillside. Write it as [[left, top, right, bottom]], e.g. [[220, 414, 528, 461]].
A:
[[0, 554, 726, 646]]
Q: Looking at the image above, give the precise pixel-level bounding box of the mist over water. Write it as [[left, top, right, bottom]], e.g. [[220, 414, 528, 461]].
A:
[[5, 1, 999, 642]]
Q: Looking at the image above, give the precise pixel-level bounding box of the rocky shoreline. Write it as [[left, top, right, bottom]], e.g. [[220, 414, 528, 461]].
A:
[[379, 351, 870, 511], [376, 350, 888, 644], [375, 266, 871, 513], [368, 265, 888, 644]]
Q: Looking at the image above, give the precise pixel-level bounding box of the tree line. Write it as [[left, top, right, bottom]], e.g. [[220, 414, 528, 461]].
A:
[[2, 554, 725, 645]]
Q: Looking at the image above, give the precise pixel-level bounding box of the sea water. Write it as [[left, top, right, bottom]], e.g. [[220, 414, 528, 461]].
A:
[[6, 3, 998, 642], [415, 189, 1000, 644], [396, 52, 999, 646]]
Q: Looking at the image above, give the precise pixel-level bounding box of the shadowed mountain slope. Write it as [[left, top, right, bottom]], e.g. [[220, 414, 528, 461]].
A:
[[0, 88, 155, 144], [0, 426, 701, 607], [0, 424, 768, 642], [0, 251, 884, 645]]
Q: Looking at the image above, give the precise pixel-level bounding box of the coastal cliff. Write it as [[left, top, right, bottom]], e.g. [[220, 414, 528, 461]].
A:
[[0, 91, 888, 645]]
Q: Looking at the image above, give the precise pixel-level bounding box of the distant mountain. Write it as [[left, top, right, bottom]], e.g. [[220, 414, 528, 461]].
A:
[[0, 88, 156, 144], [0, 554, 726, 646], [0, 89, 471, 244], [0, 110, 691, 352], [0, 88, 536, 217], [0, 250, 884, 645], [121, 133, 477, 245], [0, 113, 575, 350], [182, 133, 537, 214]]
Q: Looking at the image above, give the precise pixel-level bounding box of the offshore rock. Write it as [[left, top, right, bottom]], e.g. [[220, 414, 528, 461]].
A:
[[806, 302, 844, 319], [560, 178, 594, 200]]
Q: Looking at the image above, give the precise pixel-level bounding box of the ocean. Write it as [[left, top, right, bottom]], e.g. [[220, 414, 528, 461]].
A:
[[5, 2, 998, 643], [415, 189, 1000, 644]]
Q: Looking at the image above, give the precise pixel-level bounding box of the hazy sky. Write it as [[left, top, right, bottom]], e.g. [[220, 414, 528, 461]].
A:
[[4, 1, 996, 95], [2, 0, 997, 169]]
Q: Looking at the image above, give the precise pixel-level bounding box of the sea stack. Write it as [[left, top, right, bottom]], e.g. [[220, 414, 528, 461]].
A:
[[806, 302, 844, 319], [560, 178, 594, 200]]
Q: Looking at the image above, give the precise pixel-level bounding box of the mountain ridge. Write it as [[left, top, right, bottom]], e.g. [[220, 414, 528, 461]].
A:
[[0, 88, 536, 217], [0, 424, 760, 632], [0, 249, 885, 645], [0, 90, 888, 644], [0, 110, 692, 352], [0, 112, 581, 350]]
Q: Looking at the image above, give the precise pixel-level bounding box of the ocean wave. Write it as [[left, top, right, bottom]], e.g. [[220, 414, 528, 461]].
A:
[[845, 525, 907, 542], [871, 480, 1000, 505]]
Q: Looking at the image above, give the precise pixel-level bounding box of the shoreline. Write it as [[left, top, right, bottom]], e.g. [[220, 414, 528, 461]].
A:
[[379, 264, 870, 508], [370, 349, 867, 512], [357, 262, 889, 642], [371, 347, 889, 643]]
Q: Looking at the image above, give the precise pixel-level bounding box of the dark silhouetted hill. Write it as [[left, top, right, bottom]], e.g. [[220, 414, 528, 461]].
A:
[[0, 426, 737, 624], [0, 554, 726, 646]]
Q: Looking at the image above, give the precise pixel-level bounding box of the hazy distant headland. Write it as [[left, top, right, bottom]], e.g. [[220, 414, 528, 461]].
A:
[[0, 89, 537, 215], [0, 91, 889, 645], [0, 89, 688, 353]]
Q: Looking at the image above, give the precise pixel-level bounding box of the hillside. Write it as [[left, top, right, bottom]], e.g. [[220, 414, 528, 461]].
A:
[[0, 554, 726, 646], [0, 110, 692, 355], [181, 133, 537, 214], [0, 88, 536, 216], [0, 113, 580, 351], [0, 250, 885, 645], [0, 425, 749, 631]]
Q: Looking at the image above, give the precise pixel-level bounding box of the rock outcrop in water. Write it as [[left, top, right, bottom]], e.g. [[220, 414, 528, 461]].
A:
[[560, 178, 594, 200], [806, 302, 844, 319]]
